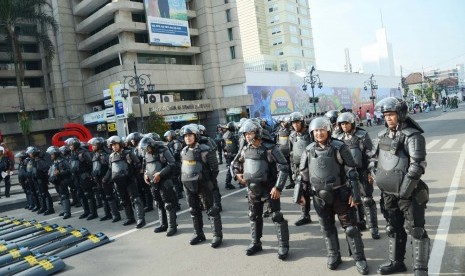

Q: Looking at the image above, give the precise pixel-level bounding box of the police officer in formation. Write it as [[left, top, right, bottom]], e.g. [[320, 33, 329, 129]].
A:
[[274, 117, 293, 190], [215, 124, 225, 164], [179, 124, 222, 248], [139, 136, 178, 236], [46, 146, 72, 219], [298, 117, 369, 275], [104, 136, 146, 229], [288, 111, 313, 226], [26, 147, 55, 215], [222, 122, 239, 190], [66, 138, 98, 220], [335, 112, 380, 239], [164, 130, 184, 200], [0, 146, 11, 198], [16, 151, 36, 210], [89, 137, 121, 222], [232, 119, 290, 260], [371, 97, 430, 276]]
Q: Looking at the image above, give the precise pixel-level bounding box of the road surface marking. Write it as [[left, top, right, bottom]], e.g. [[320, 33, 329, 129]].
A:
[[429, 143, 465, 275], [440, 138, 457, 149], [426, 139, 440, 150]]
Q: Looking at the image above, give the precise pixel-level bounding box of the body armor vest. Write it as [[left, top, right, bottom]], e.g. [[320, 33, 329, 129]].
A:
[[145, 152, 164, 177], [223, 131, 238, 154], [308, 145, 343, 192], [339, 134, 364, 169], [92, 151, 109, 178], [181, 148, 203, 192], [70, 150, 91, 174], [110, 151, 129, 180], [277, 128, 291, 157], [26, 158, 35, 179], [48, 160, 61, 184], [243, 145, 269, 184], [375, 135, 409, 195], [18, 159, 28, 182], [291, 132, 312, 165]]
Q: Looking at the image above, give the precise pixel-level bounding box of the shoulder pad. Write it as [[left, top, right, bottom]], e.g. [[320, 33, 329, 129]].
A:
[[401, 127, 421, 137], [354, 128, 367, 139], [261, 142, 275, 150], [305, 142, 316, 150], [198, 143, 211, 152], [330, 139, 345, 149], [377, 129, 386, 138]]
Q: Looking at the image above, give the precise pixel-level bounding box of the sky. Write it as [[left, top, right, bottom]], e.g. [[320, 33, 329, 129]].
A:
[[308, 0, 465, 76]]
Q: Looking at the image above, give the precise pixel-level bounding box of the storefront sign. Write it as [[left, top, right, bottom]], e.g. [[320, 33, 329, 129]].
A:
[[164, 113, 198, 122], [226, 107, 242, 115], [83, 110, 106, 125], [149, 102, 212, 113]]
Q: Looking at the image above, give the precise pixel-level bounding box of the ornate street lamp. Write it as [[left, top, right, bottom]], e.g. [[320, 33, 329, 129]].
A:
[[363, 74, 378, 111], [302, 66, 323, 115], [121, 62, 155, 133]]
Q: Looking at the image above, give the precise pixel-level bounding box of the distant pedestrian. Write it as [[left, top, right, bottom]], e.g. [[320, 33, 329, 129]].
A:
[[441, 97, 447, 112], [366, 110, 372, 127]]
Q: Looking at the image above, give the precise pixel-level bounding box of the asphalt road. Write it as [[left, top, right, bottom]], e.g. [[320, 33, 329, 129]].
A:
[[3, 106, 465, 276]]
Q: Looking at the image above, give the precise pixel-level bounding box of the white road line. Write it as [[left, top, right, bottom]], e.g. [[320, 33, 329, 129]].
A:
[[428, 151, 461, 154], [426, 139, 440, 150], [440, 138, 457, 149], [110, 187, 247, 240], [429, 143, 465, 275]]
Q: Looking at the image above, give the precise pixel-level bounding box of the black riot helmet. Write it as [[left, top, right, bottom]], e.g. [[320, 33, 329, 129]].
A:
[[198, 124, 206, 134], [126, 132, 143, 146], [180, 124, 199, 140], [107, 135, 123, 147], [240, 120, 263, 139], [337, 112, 356, 129], [138, 137, 157, 153], [46, 146, 61, 159], [324, 110, 341, 124], [375, 97, 408, 122], [144, 132, 161, 141], [88, 137, 106, 151], [15, 151, 28, 160], [65, 137, 81, 150], [163, 130, 176, 141], [26, 146, 40, 157], [59, 146, 71, 156], [226, 122, 236, 131], [309, 117, 332, 140], [289, 111, 304, 123]]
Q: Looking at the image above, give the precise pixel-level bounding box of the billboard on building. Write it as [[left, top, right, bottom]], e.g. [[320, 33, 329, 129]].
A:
[[247, 85, 401, 123], [144, 0, 191, 47]]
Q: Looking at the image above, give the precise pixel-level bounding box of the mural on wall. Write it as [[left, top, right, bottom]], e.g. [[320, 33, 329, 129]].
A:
[[248, 86, 401, 122]]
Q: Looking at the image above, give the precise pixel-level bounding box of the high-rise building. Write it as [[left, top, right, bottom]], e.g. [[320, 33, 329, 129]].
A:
[[361, 28, 395, 76], [236, 0, 316, 72], [0, 0, 250, 148]]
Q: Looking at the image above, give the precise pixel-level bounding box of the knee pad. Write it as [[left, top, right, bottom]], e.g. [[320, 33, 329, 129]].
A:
[[155, 201, 162, 209], [363, 197, 375, 207], [207, 205, 220, 217], [165, 203, 175, 211], [249, 210, 259, 221], [271, 211, 284, 223], [410, 227, 425, 239], [345, 226, 360, 238], [385, 225, 396, 237]]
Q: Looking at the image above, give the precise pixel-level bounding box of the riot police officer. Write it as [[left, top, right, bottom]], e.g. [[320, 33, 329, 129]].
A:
[[298, 117, 369, 275], [222, 122, 239, 190], [26, 147, 55, 215], [104, 136, 146, 229], [164, 130, 184, 200], [60, 145, 80, 207], [16, 151, 34, 210], [289, 112, 313, 226], [215, 124, 225, 164], [126, 132, 154, 212], [371, 97, 430, 276], [335, 112, 380, 239], [89, 137, 121, 222], [139, 137, 178, 236], [324, 110, 340, 137], [66, 138, 98, 220], [275, 117, 293, 190], [180, 125, 222, 248], [46, 146, 72, 219], [233, 120, 290, 260]]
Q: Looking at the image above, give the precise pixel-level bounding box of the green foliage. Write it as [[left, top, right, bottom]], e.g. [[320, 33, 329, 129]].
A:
[[19, 111, 31, 135], [145, 111, 170, 135]]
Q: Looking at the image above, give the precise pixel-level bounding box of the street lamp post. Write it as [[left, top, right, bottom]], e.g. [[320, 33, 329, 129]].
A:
[[120, 62, 155, 133], [302, 66, 323, 115], [363, 74, 378, 111]]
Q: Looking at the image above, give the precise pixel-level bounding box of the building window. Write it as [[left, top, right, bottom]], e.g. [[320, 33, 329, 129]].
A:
[[137, 53, 192, 65], [91, 37, 119, 55], [290, 36, 299, 44], [275, 49, 284, 56], [95, 58, 120, 74], [300, 18, 310, 26], [230, 46, 236, 59], [303, 49, 312, 57], [226, 9, 231, 22], [300, 7, 308, 15], [135, 33, 149, 43], [299, 0, 307, 7], [280, 61, 288, 71], [271, 26, 282, 35], [289, 25, 298, 34], [300, 28, 310, 36], [272, 37, 283, 45], [270, 15, 279, 24], [225, 0, 228, 3], [132, 13, 146, 23], [228, 28, 233, 41], [269, 4, 278, 12], [302, 39, 311, 47], [287, 14, 298, 24]]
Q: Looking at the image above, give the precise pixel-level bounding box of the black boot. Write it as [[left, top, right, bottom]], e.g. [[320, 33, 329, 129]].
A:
[[246, 220, 263, 256], [58, 199, 65, 216], [95, 189, 103, 209], [86, 197, 98, 220], [189, 213, 206, 245], [78, 197, 90, 219], [144, 191, 154, 212], [122, 206, 136, 226], [154, 206, 168, 233], [71, 190, 81, 207], [364, 200, 380, 239], [100, 200, 112, 221], [62, 198, 71, 219], [30, 193, 39, 211], [324, 228, 342, 270], [133, 197, 146, 229], [43, 195, 55, 215], [356, 205, 367, 231], [345, 226, 368, 275], [166, 203, 178, 237], [109, 198, 121, 223], [37, 195, 47, 214], [210, 213, 223, 248], [295, 202, 312, 226], [275, 220, 289, 260], [377, 233, 407, 275], [412, 237, 430, 276], [24, 193, 31, 209]]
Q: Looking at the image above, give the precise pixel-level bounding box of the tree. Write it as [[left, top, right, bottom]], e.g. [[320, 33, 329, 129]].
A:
[[145, 111, 170, 136], [0, 0, 57, 145]]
